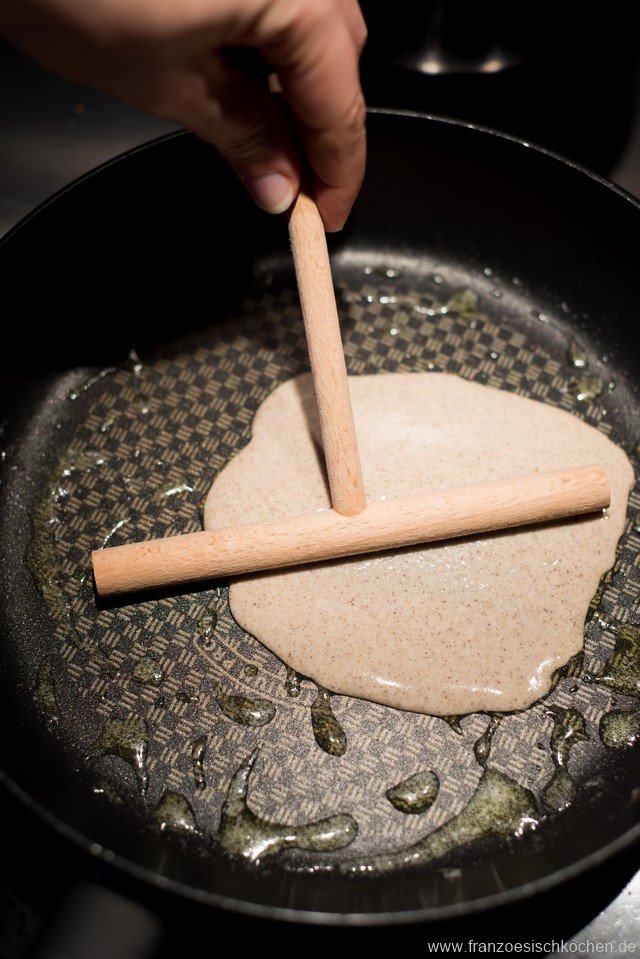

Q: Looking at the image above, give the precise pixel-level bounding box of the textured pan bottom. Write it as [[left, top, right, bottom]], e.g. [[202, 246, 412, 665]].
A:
[[24, 258, 640, 869]]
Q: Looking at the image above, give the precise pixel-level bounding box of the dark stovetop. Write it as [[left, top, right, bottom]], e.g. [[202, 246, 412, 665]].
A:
[[2, 31, 640, 959]]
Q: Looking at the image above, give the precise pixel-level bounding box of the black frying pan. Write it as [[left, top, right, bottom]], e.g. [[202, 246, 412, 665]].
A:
[[1, 111, 640, 938]]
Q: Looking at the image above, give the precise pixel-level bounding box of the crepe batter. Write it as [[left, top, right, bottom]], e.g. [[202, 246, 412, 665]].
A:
[[204, 373, 633, 715]]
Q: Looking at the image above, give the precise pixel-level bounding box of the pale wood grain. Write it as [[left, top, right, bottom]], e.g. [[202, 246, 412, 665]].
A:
[[288, 190, 366, 515], [92, 464, 609, 597]]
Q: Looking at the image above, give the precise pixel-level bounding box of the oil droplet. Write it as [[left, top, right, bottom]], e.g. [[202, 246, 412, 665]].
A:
[[155, 791, 198, 833], [191, 735, 208, 791], [244, 664, 258, 678], [101, 517, 130, 548], [67, 367, 117, 400], [570, 374, 603, 402], [28, 449, 107, 633], [285, 668, 302, 697], [176, 687, 199, 704], [311, 687, 347, 757], [473, 715, 501, 767], [82, 638, 118, 677], [217, 752, 357, 863], [596, 624, 640, 697], [152, 483, 194, 502], [540, 707, 587, 814], [541, 767, 575, 812], [445, 289, 479, 322], [196, 600, 218, 650], [216, 690, 276, 727], [127, 347, 143, 375], [386, 771, 439, 814], [130, 656, 164, 687], [551, 650, 586, 690], [548, 706, 588, 768], [442, 715, 463, 735], [599, 710, 640, 748], [35, 655, 59, 722], [92, 783, 123, 804], [341, 290, 365, 305], [341, 769, 537, 875], [567, 340, 588, 369], [364, 265, 402, 279], [91, 717, 149, 795]]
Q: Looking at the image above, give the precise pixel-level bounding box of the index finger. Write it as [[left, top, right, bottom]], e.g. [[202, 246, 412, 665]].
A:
[[257, 1, 366, 231]]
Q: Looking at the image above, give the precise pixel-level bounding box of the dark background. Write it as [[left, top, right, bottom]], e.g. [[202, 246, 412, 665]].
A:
[[1, 3, 640, 955]]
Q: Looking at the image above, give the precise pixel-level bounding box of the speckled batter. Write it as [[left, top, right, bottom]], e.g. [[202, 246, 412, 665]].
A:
[[204, 373, 633, 715]]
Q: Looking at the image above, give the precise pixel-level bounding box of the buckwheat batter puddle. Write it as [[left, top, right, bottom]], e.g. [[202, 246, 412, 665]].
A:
[[204, 373, 634, 715]]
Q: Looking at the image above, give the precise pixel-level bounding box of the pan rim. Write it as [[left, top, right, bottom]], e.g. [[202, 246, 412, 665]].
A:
[[2, 108, 640, 925], [2, 761, 640, 926], [2, 107, 639, 253]]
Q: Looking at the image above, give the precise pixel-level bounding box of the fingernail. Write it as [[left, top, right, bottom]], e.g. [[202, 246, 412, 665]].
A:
[[326, 215, 346, 234], [244, 173, 293, 214]]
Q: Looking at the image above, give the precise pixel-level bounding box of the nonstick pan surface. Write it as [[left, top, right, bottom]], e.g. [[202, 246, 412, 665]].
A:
[[1, 112, 640, 925]]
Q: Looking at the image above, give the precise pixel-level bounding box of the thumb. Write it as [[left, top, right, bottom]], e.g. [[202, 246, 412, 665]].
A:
[[173, 56, 300, 215]]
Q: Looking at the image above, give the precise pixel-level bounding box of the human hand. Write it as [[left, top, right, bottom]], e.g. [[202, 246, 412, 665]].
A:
[[1, 0, 367, 231]]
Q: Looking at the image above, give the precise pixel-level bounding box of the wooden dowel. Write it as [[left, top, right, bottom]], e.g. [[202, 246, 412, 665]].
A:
[[288, 191, 366, 516], [92, 464, 609, 598]]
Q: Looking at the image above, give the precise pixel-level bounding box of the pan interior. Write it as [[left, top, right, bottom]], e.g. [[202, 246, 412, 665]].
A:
[[1, 117, 640, 919]]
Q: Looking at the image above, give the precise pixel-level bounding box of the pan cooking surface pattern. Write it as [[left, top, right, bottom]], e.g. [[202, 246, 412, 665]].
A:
[[23, 262, 640, 874]]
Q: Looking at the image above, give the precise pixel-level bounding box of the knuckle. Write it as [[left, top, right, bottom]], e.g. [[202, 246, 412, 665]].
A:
[[218, 115, 274, 165], [279, 0, 318, 35], [356, 23, 368, 53], [343, 91, 367, 137]]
